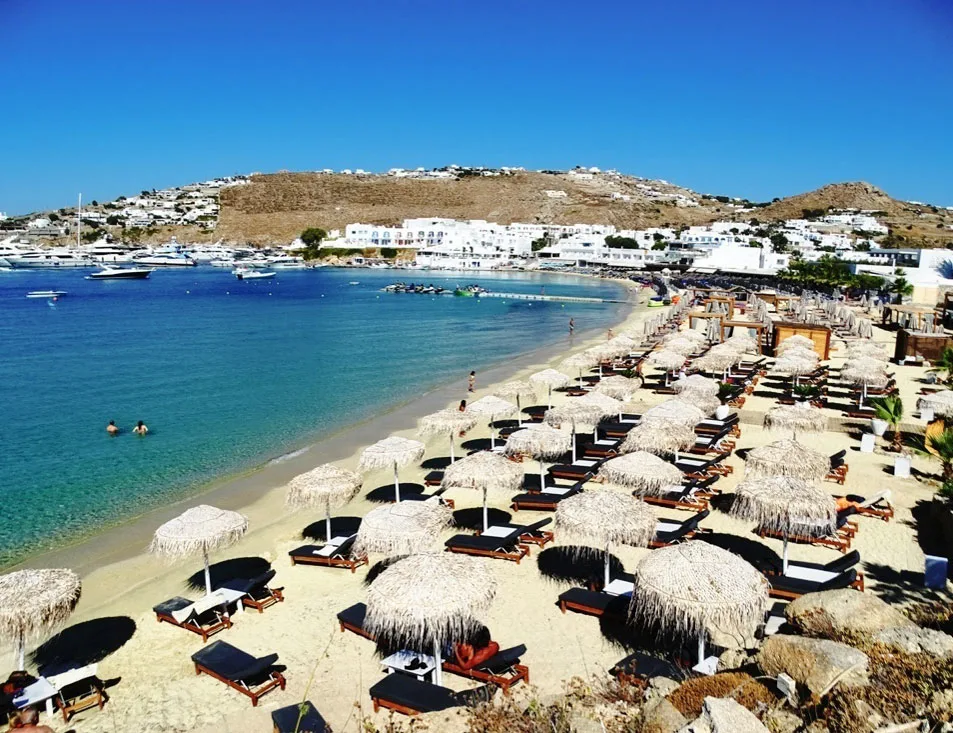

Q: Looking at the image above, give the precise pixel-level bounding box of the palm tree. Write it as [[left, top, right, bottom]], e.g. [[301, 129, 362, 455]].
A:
[[929, 347, 953, 385], [927, 429, 953, 480], [871, 396, 904, 452], [891, 271, 914, 304]]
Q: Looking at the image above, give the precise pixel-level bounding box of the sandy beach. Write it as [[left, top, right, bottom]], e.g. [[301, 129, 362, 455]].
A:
[[4, 285, 948, 733]]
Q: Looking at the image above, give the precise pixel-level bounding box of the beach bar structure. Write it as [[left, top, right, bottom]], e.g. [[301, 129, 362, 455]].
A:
[[882, 304, 941, 332], [771, 322, 831, 360], [894, 328, 953, 363], [687, 311, 724, 339], [703, 295, 735, 320]]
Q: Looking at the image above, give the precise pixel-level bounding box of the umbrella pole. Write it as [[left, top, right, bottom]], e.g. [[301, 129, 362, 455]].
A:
[[539, 460, 546, 490], [517, 396, 522, 427], [548, 386, 553, 411], [572, 425, 577, 463], [483, 488, 489, 532], [326, 499, 333, 542], [604, 541, 611, 588], [697, 634, 706, 665], [394, 463, 401, 502], [203, 547, 212, 596], [433, 640, 443, 686], [782, 536, 790, 574], [15, 633, 24, 671], [490, 426, 496, 450], [449, 432, 455, 464]]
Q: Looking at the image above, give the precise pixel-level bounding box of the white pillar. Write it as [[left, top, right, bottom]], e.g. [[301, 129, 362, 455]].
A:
[[203, 547, 213, 596], [325, 503, 333, 543], [482, 489, 489, 532], [433, 640, 443, 686], [393, 463, 401, 502], [449, 433, 455, 463], [782, 536, 790, 574]]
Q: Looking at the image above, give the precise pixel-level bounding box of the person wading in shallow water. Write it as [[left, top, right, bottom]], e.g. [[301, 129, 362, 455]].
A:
[[106, 420, 119, 436], [569, 318, 575, 335], [468, 371, 476, 393]]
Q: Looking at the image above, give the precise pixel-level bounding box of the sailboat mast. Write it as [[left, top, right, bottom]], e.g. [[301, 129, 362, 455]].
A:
[[76, 193, 82, 247]]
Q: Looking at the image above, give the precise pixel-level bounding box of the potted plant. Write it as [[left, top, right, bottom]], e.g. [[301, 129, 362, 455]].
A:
[[927, 428, 953, 481], [870, 396, 904, 451], [792, 383, 820, 406], [715, 382, 734, 419]]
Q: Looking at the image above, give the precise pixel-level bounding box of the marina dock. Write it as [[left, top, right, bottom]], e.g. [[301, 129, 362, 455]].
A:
[[477, 291, 628, 304]]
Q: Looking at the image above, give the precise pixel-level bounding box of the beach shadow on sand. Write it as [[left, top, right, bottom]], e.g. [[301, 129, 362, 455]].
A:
[[461, 438, 495, 452], [536, 546, 624, 586], [864, 562, 952, 605], [186, 557, 271, 592], [451, 507, 513, 531], [365, 483, 425, 503], [31, 616, 137, 676], [364, 557, 403, 587], [301, 516, 363, 541], [420, 457, 453, 470], [698, 532, 782, 571]]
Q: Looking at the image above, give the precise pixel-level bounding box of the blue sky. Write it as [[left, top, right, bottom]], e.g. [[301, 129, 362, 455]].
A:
[[1, 0, 951, 214]]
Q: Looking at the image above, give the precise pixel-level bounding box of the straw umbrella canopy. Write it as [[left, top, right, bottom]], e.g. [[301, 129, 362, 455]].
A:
[[581, 391, 627, 422], [621, 418, 696, 459], [672, 374, 719, 398], [666, 329, 707, 347], [545, 400, 607, 462], [530, 368, 572, 409], [467, 395, 517, 449], [692, 349, 741, 378], [441, 451, 524, 531], [418, 409, 479, 464], [594, 375, 640, 401], [599, 451, 683, 493], [918, 390, 953, 418], [646, 350, 686, 384], [494, 380, 537, 424], [555, 490, 657, 587], [744, 439, 829, 482], [365, 552, 496, 685], [663, 337, 699, 356], [725, 333, 759, 354], [763, 403, 827, 439], [286, 463, 363, 541], [504, 424, 572, 489], [354, 499, 452, 558], [0, 569, 81, 671], [857, 318, 874, 339], [777, 345, 819, 364], [841, 358, 889, 406], [359, 436, 427, 502], [847, 342, 888, 361], [561, 352, 598, 385], [150, 505, 248, 595], [771, 353, 819, 386], [730, 475, 837, 572], [629, 541, 770, 663], [777, 335, 815, 352], [674, 392, 719, 417], [643, 399, 705, 427]]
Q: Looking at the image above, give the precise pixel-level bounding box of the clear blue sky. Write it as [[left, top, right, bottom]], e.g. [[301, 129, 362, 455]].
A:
[[1, 0, 951, 214]]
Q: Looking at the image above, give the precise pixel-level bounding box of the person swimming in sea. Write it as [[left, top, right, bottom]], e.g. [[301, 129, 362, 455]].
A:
[[106, 420, 119, 436], [132, 420, 149, 436]]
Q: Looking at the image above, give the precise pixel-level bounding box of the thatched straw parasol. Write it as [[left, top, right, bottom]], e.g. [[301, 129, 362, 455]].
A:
[[621, 418, 696, 459], [763, 403, 827, 439], [629, 541, 769, 663], [0, 569, 81, 670], [599, 451, 683, 492], [674, 392, 719, 416], [581, 391, 627, 422], [663, 337, 698, 356], [777, 345, 819, 364], [744, 439, 829, 482], [646, 350, 686, 384], [594, 375, 640, 401], [771, 353, 819, 386], [692, 348, 741, 378], [841, 358, 889, 405], [730, 475, 837, 572], [354, 499, 452, 558], [494, 381, 537, 422], [150, 505, 248, 595], [441, 451, 524, 531], [544, 400, 607, 461], [530, 368, 572, 409], [286, 463, 363, 541], [419, 408, 480, 464], [672, 374, 719, 398], [643, 399, 705, 427], [918, 390, 953, 418], [365, 552, 496, 685], [777, 335, 815, 352], [359, 436, 427, 502], [555, 490, 657, 587], [467, 395, 517, 449], [666, 329, 707, 346], [561, 352, 597, 385], [504, 424, 572, 489], [847, 342, 888, 361], [725, 333, 759, 353]]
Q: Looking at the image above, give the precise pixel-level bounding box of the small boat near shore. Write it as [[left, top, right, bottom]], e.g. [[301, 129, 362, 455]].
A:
[[87, 266, 155, 280], [26, 290, 68, 299], [234, 267, 275, 280]]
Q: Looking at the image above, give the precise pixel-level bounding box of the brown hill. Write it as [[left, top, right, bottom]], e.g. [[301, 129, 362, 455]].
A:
[[752, 182, 903, 220]]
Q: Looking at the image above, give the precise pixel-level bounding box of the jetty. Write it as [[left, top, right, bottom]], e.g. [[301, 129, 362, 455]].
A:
[[478, 291, 627, 304]]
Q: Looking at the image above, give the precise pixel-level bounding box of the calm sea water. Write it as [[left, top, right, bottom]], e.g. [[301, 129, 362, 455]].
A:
[[0, 267, 627, 566]]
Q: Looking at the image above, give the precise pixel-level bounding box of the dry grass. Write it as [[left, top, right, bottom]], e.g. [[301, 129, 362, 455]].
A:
[[668, 672, 776, 718]]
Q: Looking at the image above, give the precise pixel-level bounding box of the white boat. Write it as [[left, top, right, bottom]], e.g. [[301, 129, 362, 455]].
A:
[[26, 290, 68, 299], [87, 266, 155, 280], [7, 251, 94, 268], [268, 256, 308, 269], [234, 267, 275, 280], [133, 250, 196, 267]]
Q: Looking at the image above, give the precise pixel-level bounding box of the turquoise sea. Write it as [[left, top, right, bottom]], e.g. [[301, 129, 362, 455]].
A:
[[0, 267, 627, 567]]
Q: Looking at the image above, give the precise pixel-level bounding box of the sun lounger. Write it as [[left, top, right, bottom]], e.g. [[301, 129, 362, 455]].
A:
[[288, 534, 368, 572], [641, 482, 712, 512], [842, 490, 894, 521], [403, 486, 455, 508], [599, 416, 642, 438], [337, 602, 375, 641], [825, 450, 848, 484], [767, 569, 859, 600], [556, 587, 629, 617], [761, 550, 865, 591], [610, 652, 686, 689], [548, 458, 603, 481], [757, 525, 852, 553], [442, 644, 529, 694], [674, 452, 733, 478], [445, 528, 530, 564], [369, 673, 494, 715], [650, 510, 710, 547], [221, 569, 284, 613], [45, 664, 107, 723], [191, 640, 286, 706], [582, 438, 623, 459], [271, 700, 330, 733], [511, 482, 584, 512], [689, 429, 736, 455], [695, 417, 740, 438], [153, 595, 232, 643], [486, 518, 554, 547]]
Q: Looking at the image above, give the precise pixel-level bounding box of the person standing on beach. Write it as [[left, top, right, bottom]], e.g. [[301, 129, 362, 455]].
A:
[[106, 420, 119, 436], [569, 318, 575, 335], [468, 371, 476, 392], [133, 420, 149, 436], [607, 328, 614, 340]]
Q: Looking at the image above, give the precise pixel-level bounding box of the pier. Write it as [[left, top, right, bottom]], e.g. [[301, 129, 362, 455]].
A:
[[477, 291, 627, 304]]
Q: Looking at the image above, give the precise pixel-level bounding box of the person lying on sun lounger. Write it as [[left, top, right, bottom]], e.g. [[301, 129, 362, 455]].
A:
[[452, 627, 500, 671]]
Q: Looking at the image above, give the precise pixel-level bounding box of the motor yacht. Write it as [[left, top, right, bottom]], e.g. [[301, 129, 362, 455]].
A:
[[87, 266, 155, 280], [6, 250, 94, 268]]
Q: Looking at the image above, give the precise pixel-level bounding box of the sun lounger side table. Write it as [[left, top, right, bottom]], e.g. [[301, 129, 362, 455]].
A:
[[381, 651, 437, 683], [13, 677, 58, 719], [480, 526, 514, 538]]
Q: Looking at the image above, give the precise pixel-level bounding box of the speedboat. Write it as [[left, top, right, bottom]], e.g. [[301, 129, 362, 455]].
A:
[[26, 290, 68, 299], [87, 266, 155, 280], [234, 267, 275, 280]]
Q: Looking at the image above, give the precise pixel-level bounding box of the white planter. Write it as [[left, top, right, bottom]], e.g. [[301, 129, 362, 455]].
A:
[[871, 418, 888, 437], [894, 456, 911, 478], [715, 405, 730, 420], [922, 407, 935, 423]]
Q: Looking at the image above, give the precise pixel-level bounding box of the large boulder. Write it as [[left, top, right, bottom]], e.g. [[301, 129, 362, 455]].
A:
[[643, 698, 689, 733], [874, 625, 953, 657], [785, 589, 913, 638], [756, 634, 869, 696], [678, 697, 769, 733]]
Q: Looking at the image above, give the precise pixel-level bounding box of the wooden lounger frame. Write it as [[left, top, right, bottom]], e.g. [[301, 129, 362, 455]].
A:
[[289, 549, 369, 573], [55, 683, 108, 723], [758, 527, 851, 553], [193, 658, 286, 707], [155, 608, 232, 643], [243, 586, 284, 613], [445, 541, 530, 564], [442, 660, 530, 695]]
